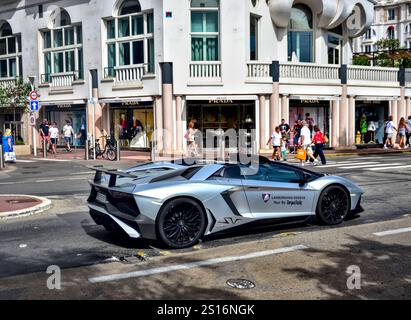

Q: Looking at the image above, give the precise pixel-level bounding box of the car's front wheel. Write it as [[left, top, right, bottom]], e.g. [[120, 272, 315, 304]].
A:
[[157, 198, 207, 249], [316, 185, 350, 225]]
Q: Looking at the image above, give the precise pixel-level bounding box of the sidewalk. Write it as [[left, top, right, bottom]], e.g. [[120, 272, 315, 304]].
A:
[[0, 195, 52, 219]]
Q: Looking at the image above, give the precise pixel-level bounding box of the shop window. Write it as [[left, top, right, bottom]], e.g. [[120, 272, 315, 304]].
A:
[[288, 4, 313, 63], [41, 9, 83, 82], [0, 22, 22, 79], [191, 0, 220, 61], [105, 1, 154, 77]]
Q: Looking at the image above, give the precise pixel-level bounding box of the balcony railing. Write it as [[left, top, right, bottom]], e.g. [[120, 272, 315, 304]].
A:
[[104, 64, 154, 83], [189, 61, 221, 83], [280, 62, 340, 83], [41, 71, 79, 88], [0, 77, 19, 89], [246, 62, 271, 81], [347, 65, 398, 85]]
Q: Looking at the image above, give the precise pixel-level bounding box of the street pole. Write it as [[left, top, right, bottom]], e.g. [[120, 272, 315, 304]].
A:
[[116, 139, 121, 162], [0, 144, 4, 169], [85, 138, 89, 161], [92, 100, 96, 161], [33, 126, 37, 157]]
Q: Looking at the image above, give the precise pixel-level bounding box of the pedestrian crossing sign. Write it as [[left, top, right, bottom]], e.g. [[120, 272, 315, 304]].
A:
[[30, 100, 40, 111]]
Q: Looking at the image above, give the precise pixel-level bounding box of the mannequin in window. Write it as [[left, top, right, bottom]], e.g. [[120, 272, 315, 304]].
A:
[[367, 120, 376, 143], [360, 114, 367, 143]]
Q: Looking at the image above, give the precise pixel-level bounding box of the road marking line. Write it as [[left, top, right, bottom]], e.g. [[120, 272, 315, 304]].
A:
[[15, 160, 36, 163], [35, 179, 55, 183], [373, 227, 411, 237], [88, 244, 308, 284], [340, 163, 402, 169], [367, 165, 411, 171], [320, 162, 379, 168], [31, 158, 70, 162], [70, 172, 94, 176]]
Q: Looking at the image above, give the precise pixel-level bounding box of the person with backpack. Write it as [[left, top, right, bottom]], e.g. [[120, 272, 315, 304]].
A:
[[384, 116, 397, 149], [311, 126, 327, 165]]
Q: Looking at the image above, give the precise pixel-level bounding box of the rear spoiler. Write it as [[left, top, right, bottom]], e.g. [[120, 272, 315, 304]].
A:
[[88, 165, 136, 187]]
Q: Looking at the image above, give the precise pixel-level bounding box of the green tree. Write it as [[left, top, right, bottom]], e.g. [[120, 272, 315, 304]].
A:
[[0, 79, 31, 111]]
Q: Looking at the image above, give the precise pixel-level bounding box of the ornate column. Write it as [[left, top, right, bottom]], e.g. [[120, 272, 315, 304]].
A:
[[176, 95, 183, 155], [331, 100, 339, 148], [259, 95, 267, 150]]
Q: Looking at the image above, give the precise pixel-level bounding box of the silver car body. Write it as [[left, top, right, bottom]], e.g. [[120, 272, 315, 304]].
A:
[[87, 160, 364, 240]]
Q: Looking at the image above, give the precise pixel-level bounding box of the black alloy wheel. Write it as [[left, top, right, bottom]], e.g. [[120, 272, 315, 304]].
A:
[[157, 198, 207, 249], [316, 185, 350, 225]]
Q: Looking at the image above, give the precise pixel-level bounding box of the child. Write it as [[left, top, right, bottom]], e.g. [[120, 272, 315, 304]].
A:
[[281, 137, 288, 161]]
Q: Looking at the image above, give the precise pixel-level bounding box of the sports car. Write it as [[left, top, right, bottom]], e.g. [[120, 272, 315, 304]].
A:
[[87, 157, 364, 248]]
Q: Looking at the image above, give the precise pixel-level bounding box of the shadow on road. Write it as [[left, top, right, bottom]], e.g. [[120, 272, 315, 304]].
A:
[[282, 235, 411, 299]]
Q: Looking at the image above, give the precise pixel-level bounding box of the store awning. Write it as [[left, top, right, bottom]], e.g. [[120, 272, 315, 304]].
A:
[[355, 96, 400, 101], [39, 100, 86, 106], [289, 95, 340, 101], [98, 97, 153, 104]]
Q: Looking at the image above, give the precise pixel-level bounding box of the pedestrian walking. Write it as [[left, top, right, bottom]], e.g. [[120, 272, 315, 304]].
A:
[[384, 116, 397, 149], [291, 120, 301, 154], [49, 122, 59, 157], [267, 126, 282, 161], [398, 117, 409, 149], [62, 120, 74, 152], [280, 137, 288, 161], [299, 120, 317, 166], [311, 126, 327, 165], [185, 121, 199, 157], [305, 113, 315, 133], [406, 116, 411, 148], [2, 129, 16, 163], [39, 119, 50, 152]]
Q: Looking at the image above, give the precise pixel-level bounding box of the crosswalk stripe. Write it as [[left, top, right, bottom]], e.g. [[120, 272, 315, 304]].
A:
[[321, 162, 379, 168], [340, 163, 402, 169], [367, 164, 411, 171]]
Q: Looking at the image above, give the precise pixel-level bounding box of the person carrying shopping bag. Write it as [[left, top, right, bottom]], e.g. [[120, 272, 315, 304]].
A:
[[2, 129, 16, 163]]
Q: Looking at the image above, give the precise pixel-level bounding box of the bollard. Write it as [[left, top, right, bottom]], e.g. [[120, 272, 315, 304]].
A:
[[0, 144, 4, 169], [43, 140, 47, 158], [116, 140, 121, 162], [85, 139, 89, 161]]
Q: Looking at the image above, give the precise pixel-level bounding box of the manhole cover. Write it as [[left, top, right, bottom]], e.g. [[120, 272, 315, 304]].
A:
[[226, 279, 256, 290]]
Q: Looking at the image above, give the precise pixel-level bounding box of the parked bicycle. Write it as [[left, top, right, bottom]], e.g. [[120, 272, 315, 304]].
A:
[[88, 135, 117, 161]]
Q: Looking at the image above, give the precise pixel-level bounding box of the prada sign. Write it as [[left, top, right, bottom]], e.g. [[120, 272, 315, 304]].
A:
[[122, 101, 140, 106], [209, 97, 234, 104]]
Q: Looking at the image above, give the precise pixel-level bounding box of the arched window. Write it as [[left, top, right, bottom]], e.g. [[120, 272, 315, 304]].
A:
[[41, 8, 83, 83], [191, 0, 220, 61], [104, 1, 154, 78], [119, 0, 141, 15], [0, 21, 21, 79], [288, 4, 313, 62]]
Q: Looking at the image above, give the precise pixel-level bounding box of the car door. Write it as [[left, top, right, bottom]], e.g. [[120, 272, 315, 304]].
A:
[[242, 163, 316, 218], [207, 165, 251, 217]]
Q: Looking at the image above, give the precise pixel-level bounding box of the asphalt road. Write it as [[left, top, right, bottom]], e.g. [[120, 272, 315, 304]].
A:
[[0, 153, 410, 299]]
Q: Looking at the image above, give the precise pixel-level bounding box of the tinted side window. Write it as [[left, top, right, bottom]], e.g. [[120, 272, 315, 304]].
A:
[[244, 163, 301, 183]]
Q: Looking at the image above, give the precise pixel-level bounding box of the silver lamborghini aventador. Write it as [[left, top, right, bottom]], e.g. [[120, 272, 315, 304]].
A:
[[87, 157, 364, 248]]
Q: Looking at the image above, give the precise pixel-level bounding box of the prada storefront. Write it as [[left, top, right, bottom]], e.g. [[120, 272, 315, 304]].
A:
[[186, 97, 256, 149], [109, 100, 154, 150]]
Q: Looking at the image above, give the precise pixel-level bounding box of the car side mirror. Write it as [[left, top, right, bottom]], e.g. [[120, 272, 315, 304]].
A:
[[299, 172, 311, 186]]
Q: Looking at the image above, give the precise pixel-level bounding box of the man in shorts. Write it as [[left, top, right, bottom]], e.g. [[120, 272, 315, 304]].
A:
[[299, 120, 318, 166], [63, 120, 75, 152], [39, 119, 50, 152], [384, 115, 397, 149]]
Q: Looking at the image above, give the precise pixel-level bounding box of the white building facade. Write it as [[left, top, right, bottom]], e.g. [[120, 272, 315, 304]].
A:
[[1, 0, 410, 154]]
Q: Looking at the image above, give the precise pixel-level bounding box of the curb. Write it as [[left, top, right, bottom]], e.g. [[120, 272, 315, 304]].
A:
[[0, 195, 53, 220]]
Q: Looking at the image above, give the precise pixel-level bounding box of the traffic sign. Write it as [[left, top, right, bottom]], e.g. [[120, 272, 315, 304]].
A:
[[30, 100, 40, 111], [29, 91, 38, 100], [29, 112, 36, 126], [88, 97, 98, 104]]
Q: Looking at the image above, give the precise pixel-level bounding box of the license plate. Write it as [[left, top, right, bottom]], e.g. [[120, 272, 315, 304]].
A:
[[96, 192, 107, 203]]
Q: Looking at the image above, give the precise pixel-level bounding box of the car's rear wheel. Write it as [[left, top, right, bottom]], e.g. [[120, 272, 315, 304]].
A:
[[316, 185, 350, 225], [157, 198, 207, 249]]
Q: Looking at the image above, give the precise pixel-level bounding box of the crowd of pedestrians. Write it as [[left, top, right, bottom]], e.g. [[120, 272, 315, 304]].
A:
[[267, 114, 328, 167], [39, 119, 76, 157]]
